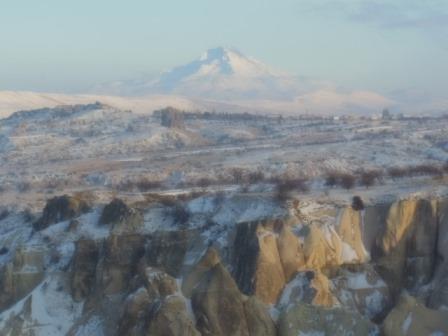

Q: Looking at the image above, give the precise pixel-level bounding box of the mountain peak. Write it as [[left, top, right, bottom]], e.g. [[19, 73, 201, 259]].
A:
[[199, 47, 242, 61], [94, 48, 298, 99]]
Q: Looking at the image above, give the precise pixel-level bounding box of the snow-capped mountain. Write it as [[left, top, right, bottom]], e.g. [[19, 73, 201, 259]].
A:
[[0, 48, 398, 117], [95, 47, 302, 100]]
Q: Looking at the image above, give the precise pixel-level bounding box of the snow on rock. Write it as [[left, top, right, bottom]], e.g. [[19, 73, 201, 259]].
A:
[[0, 276, 83, 336]]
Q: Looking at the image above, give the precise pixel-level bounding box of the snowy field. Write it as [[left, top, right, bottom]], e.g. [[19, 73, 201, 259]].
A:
[[0, 103, 447, 209]]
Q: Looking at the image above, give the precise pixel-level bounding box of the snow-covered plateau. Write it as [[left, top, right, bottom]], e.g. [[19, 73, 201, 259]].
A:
[[0, 102, 447, 335]]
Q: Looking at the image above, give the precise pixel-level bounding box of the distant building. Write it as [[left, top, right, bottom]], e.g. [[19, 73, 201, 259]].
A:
[[158, 107, 185, 129], [382, 108, 392, 120]]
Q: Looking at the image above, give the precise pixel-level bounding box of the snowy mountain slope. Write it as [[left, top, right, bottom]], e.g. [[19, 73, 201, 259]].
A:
[[0, 89, 394, 118], [0, 91, 204, 119], [90, 47, 395, 113]]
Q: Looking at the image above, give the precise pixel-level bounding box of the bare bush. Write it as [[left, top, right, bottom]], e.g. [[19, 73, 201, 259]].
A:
[[196, 177, 212, 190], [359, 170, 383, 188], [275, 177, 309, 201]]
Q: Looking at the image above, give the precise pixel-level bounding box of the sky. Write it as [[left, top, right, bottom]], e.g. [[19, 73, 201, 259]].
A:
[[1, 0, 448, 102]]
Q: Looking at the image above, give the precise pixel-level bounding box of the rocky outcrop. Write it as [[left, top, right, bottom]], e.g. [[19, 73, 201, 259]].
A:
[[382, 294, 448, 336], [338, 207, 369, 262], [428, 198, 448, 309], [332, 265, 392, 321], [244, 296, 277, 336], [100, 234, 146, 294], [277, 302, 378, 336], [186, 248, 276, 336], [182, 247, 221, 298], [192, 262, 250, 336], [34, 195, 90, 230], [99, 198, 143, 232], [277, 270, 339, 309], [374, 199, 438, 297], [71, 239, 99, 301], [232, 219, 293, 304], [146, 295, 200, 336], [118, 268, 199, 336], [0, 247, 44, 311], [232, 212, 370, 305], [70, 230, 193, 302], [118, 287, 152, 335], [144, 230, 192, 277]]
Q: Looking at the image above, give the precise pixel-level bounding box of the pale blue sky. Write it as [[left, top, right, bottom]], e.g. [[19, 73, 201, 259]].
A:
[[1, 0, 447, 98]]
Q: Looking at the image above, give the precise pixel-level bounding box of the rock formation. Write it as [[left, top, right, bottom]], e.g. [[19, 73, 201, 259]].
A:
[[99, 198, 143, 232], [34, 194, 90, 230], [383, 294, 448, 336]]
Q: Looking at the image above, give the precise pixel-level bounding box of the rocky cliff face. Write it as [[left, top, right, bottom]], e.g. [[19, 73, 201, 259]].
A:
[[1, 193, 448, 335]]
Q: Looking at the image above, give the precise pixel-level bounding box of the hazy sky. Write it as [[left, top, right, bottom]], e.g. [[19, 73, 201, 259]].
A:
[[1, 0, 448, 99]]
